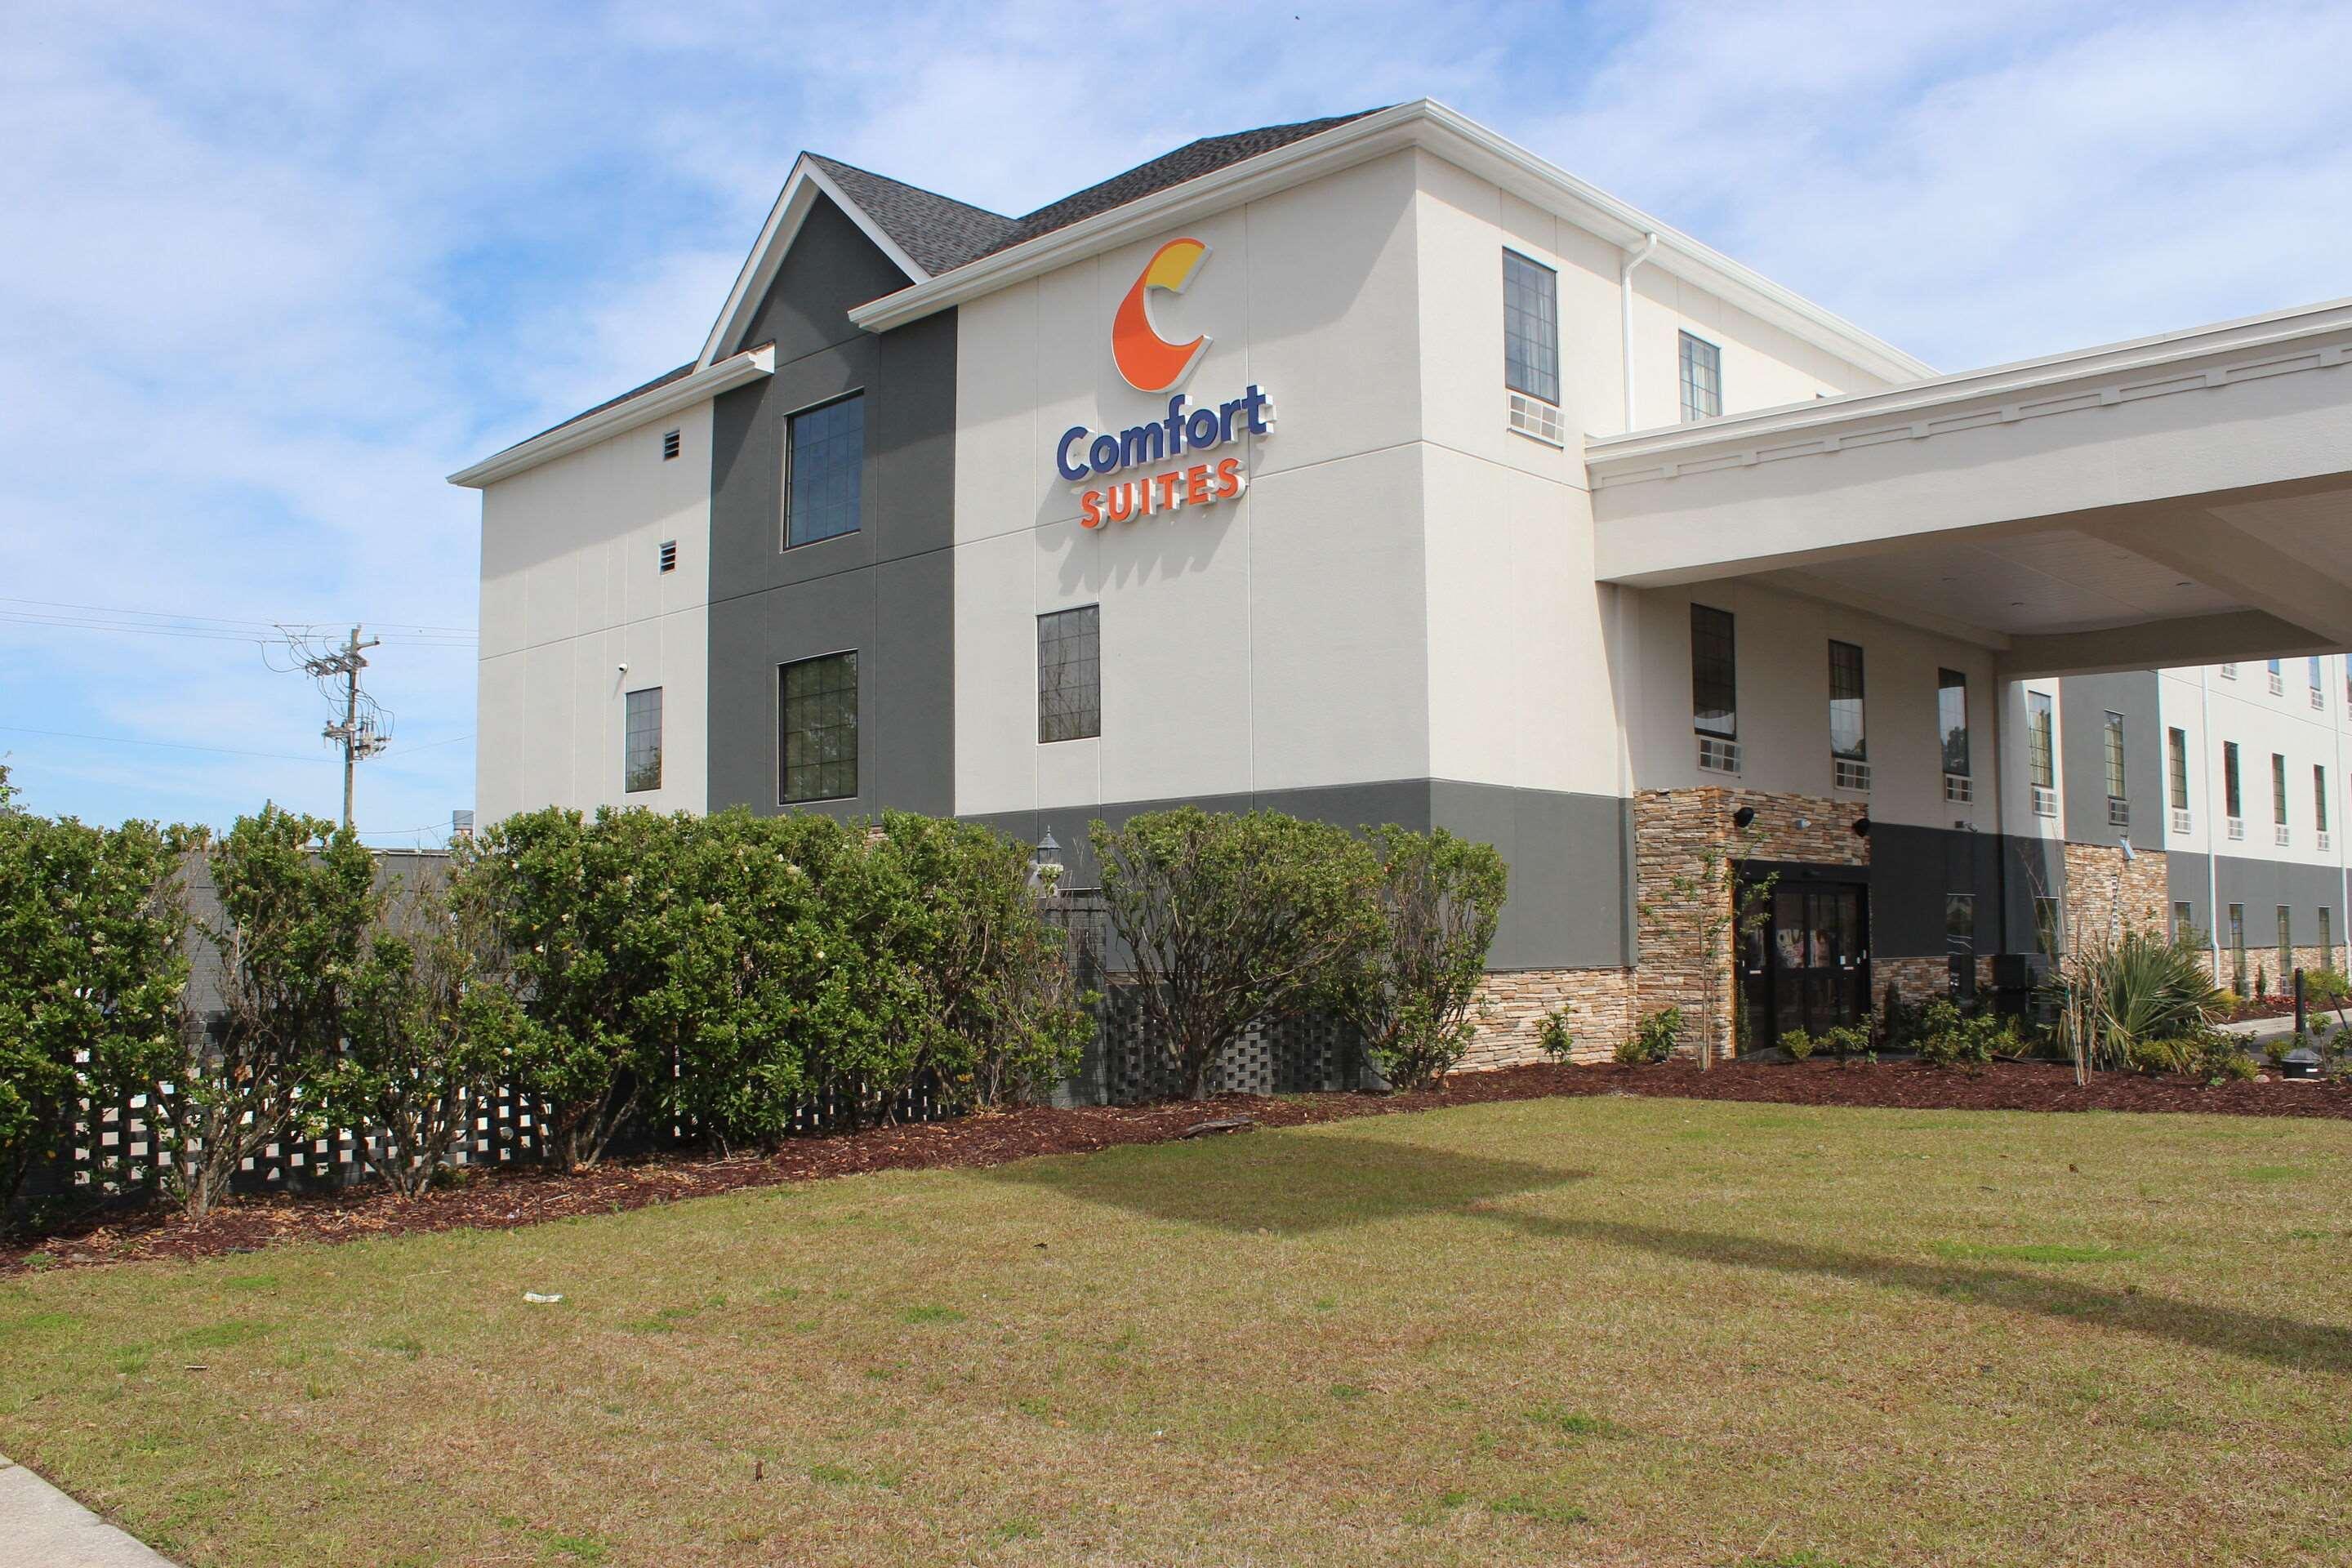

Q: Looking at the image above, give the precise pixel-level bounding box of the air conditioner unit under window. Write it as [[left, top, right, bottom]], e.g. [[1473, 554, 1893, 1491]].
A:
[[2276, 824, 2292, 847], [2031, 785, 2057, 818], [1696, 736, 1740, 774], [2171, 808, 2193, 835], [1944, 773, 1972, 804], [2108, 797, 2129, 828], [2226, 816, 2246, 842], [1507, 392, 1566, 447], [1833, 757, 1871, 792]]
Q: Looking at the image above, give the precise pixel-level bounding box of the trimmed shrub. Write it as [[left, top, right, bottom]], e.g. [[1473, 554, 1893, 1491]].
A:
[[1094, 807, 1381, 1098], [1325, 826, 1508, 1091], [1618, 1007, 1681, 1065], [1536, 1008, 1576, 1063], [1777, 1029, 1815, 1062]]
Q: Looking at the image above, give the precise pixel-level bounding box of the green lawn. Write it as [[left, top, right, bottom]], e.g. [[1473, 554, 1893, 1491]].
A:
[[3, 1096, 2350, 1566]]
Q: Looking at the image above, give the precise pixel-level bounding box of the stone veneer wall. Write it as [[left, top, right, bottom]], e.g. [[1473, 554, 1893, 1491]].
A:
[[2060, 841, 2170, 947], [2207, 944, 2347, 996], [1465, 968, 1636, 1068], [1874, 956, 1952, 1012], [1634, 788, 1866, 1061]]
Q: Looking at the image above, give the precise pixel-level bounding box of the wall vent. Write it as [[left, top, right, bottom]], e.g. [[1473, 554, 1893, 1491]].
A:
[[2031, 785, 2057, 819], [662, 429, 682, 461], [1506, 392, 1566, 447], [1833, 758, 1871, 792], [1696, 736, 1741, 774], [658, 540, 678, 573], [1943, 773, 1972, 804]]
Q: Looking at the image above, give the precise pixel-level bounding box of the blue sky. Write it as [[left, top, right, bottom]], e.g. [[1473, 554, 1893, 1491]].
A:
[[7, 0, 2352, 840]]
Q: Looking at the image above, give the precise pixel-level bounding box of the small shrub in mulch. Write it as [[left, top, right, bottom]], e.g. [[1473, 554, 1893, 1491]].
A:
[[7, 1058, 2346, 1276]]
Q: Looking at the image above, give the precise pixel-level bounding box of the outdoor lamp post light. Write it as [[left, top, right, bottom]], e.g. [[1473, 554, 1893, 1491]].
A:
[[1031, 826, 1064, 895]]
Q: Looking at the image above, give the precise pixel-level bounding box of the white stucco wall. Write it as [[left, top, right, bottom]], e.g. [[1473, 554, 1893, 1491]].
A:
[[1620, 577, 2007, 831], [951, 149, 1431, 817], [475, 401, 713, 824], [2158, 657, 2352, 871]]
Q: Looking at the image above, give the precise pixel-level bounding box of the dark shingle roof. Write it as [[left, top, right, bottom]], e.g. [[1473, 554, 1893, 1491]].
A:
[[492, 359, 696, 457], [805, 155, 1018, 277], [810, 108, 1386, 277], [514, 110, 1386, 455]]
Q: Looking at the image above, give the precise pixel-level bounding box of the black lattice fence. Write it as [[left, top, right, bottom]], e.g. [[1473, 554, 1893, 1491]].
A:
[[1040, 889, 1374, 1105]]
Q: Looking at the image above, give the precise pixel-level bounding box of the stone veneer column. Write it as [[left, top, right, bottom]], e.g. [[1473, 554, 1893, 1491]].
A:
[[1634, 787, 1866, 1060], [2059, 841, 2169, 948]]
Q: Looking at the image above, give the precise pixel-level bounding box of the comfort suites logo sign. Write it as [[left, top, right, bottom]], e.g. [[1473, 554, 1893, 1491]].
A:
[[1054, 237, 1275, 529]]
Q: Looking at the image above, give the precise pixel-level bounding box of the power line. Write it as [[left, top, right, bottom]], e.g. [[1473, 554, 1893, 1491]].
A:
[[0, 724, 334, 765], [0, 596, 478, 638]]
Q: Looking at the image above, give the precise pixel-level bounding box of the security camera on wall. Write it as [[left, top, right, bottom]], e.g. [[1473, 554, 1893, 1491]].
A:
[[617, 662, 629, 674]]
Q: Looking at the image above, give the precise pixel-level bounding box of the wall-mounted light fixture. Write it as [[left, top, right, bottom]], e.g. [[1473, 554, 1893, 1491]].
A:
[[1852, 817, 1871, 839], [1731, 806, 1757, 830]]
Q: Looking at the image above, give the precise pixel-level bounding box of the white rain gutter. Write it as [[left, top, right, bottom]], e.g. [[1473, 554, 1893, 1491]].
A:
[[1619, 232, 1659, 430]]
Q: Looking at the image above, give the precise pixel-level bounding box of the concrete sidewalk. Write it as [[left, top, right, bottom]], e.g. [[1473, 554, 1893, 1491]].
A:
[[0, 1454, 176, 1567]]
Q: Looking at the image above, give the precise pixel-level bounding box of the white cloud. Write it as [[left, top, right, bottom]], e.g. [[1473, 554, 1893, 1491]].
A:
[[6, 0, 2350, 831]]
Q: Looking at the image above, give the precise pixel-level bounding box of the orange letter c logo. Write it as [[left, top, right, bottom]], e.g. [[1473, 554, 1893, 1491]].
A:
[[1111, 238, 1211, 393]]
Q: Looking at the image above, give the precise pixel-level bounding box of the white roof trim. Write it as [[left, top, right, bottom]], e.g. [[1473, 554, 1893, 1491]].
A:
[[1584, 294, 2352, 479], [694, 156, 930, 371], [844, 100, 1934, 386], [447, 345, 776, 488]]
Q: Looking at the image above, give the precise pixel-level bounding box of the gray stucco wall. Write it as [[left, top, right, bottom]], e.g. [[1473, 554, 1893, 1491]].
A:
[[968, 779, 1630, 972], [2165, 849, 2350, 952], [706, 194, 959, 818], [2059, 670, 2163, 848]]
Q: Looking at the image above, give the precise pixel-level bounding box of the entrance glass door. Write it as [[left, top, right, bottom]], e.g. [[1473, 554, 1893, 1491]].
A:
[[1756, 884, 1869, 1041]]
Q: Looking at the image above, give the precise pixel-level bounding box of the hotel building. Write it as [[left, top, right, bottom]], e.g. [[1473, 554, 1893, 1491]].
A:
[[452, 103, 2352, 1062]]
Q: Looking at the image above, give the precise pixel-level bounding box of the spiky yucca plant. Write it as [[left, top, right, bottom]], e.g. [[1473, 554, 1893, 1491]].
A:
[[2047, 930, 2225, 1079]]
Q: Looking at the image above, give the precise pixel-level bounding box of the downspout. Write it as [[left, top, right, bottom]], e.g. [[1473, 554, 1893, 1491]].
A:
[[2335, 656, 2348, 972], [2201, 664, 2222, 982], [1619, 232, 1659, 430]]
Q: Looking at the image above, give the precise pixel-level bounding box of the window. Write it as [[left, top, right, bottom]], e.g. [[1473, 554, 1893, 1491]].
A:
[[784, 394, 864, 548], [2228, 902, 2246, 991], [2172, 901, 2195, 943], [2278, 906, 2293, 978], [2223, 742, 2242, 818], [1944, 893, 1975, 953], [2167, 727, 2189, 809], [2323, 906, 2336, 962], [2312, 656, 2326, 691], [1691, 605, 1736, 738], [779, 652, 858, 803], [623, 688, 662, 793], [1828, 641, 1865, 760], [1679, 332, 1722, 421], [662, 428, 681, 461], [2034, 896, 2063, 959], [2317, 765, 2331, 834], [1502, 251, 1559, 406], [2273, 752, 2288, 826], [1037, 605, 1101, 743], [1938, 668, 1968, 777], [2102, 710, 2126, 801], [2027, 691, 2055, 789]]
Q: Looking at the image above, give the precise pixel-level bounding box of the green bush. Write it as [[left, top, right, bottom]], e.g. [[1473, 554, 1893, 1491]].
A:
[[2176, 1027, 2256, 1085], [1536, 1007, 1575, 1064], [1777, 1029, 1815, 1062], [1617, 1007, 1681, 1065], [0, 768, 191, 1219], [1325, 826, 1507, 1090], [1095, 807, 1381, 1098], [1910, 1000, 2016, 1070], [2305, 968, 2350, 1007]]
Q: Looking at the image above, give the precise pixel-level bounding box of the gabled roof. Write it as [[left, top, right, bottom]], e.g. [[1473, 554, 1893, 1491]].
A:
[[802, 155, 1017, 278]]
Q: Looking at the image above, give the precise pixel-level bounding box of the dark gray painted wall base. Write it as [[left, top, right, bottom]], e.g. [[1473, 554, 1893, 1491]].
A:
[[968, 777, 1631, 971], [2165, 849, 2350, 944]]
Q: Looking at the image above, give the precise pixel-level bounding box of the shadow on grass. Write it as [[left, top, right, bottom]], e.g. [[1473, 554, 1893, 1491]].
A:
[[981, 1130, 1590, 1236], [1493, 1212, 2352, 1374]]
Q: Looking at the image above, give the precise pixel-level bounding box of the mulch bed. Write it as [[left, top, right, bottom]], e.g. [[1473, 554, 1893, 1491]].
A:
[[7, 1059, 2349, 1276]]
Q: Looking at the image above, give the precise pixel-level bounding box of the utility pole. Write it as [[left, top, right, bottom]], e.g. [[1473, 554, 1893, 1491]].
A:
[[307, 625, 385, 831]]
